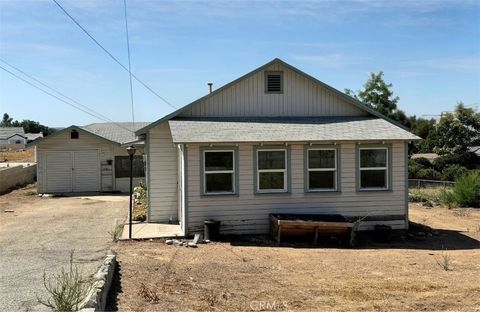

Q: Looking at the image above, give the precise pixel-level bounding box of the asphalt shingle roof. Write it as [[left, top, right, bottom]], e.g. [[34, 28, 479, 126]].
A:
[[0, 127, 25, 139], [168, 117, 420, 143], [81, 122, 150, 144]]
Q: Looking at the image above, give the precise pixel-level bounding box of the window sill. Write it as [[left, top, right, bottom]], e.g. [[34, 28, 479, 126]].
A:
[[305, 189, 341, 194], [201, 193, 238, 197], [357, 188, 392, 192], [255, 190, 290, 195]]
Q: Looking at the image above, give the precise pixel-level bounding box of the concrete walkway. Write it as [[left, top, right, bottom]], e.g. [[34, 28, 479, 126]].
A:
[[120, 223, 183, 240]]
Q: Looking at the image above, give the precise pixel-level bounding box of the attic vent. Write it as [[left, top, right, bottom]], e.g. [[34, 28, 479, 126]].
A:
[[265, 71, 283, 93], [71, 129, 79, 139]]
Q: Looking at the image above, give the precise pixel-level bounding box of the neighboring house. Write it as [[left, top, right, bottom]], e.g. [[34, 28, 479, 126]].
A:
[[0, 127, 27, 149], [26, 122, 149, 193], [135, 58, 420, 236], [25, 132, 44, 142], [468, 146, 480, 156]]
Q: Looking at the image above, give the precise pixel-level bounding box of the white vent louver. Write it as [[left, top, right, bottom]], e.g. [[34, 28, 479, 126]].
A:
[[266, 72, 282, 93]]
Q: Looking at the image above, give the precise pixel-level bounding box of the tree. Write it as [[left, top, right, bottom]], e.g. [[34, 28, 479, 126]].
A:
[[357, 72, 399, 117], [432, 103, 480, 155], [0, 113, 56, 136], [1, 113, 13, 127]]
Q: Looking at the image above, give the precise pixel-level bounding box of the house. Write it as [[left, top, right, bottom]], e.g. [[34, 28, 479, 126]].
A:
[[411, 153, 439, 161], [0, 127, 27, 150], [468, 146, 480, 156], [25, 132, 44, 142], [135, 58, 420, 236], [26, 122, 149, 193]]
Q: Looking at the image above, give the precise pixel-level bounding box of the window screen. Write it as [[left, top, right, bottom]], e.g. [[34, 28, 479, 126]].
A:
[[115, 156, 145, 178]]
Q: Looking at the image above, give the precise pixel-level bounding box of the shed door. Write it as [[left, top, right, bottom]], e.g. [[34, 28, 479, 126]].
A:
[[44, 150, 99, 193], [45, 151, 73, 193], [73, 150, 100, 192]]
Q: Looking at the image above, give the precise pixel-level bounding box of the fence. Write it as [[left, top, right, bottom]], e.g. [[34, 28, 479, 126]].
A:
[[0, 164, 36, 194], [408, 179, 455, 188]]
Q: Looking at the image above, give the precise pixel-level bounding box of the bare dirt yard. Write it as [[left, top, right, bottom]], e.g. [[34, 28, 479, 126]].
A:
[[0, 149, 35, 162], [0, 184, 128, 311], [111, 204, 480, 311]]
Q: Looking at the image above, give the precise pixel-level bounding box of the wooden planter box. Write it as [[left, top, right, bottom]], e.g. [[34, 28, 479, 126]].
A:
[[270, 213, 354, 244]]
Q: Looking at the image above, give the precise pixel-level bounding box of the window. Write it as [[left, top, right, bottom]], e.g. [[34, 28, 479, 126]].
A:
[[265, 71, 283, 93], [203, 150, 235, 194], [15, 140, 22, 144], [257, 149, 287, 192], [359, 147, 389, 190], [71, 129, 79, 139], [115, 156, 145, 178], [307, 148, 337, 191]]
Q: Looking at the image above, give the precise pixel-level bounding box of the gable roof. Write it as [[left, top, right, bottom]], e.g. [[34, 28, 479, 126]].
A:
[[0, 127, 25, 139], [135, 58, 410, 136], [26, 122, 150, 148]]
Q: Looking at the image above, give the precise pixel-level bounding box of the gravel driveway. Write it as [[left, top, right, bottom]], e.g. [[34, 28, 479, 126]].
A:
[[0, 185, 128, 311]]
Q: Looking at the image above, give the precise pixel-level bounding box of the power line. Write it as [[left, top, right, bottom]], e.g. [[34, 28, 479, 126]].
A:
[[123, 0, 135, 131], [52, 0, 177, 110], [0, 58, 131, 132], [0, 63, 133, 132]]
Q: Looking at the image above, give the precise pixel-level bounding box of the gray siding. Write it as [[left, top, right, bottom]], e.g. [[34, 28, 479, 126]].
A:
[[148, 122, 178, 222], [185, 141, 407, 234], [178, 62, 368, 118]]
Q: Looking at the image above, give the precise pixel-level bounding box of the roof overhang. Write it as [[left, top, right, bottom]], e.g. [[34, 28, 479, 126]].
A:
[[168, 117, 421, 144]]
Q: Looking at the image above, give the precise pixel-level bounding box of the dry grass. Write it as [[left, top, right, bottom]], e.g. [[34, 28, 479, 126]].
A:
[[110, 204, 480, 312], [0, 149, 34, 162]]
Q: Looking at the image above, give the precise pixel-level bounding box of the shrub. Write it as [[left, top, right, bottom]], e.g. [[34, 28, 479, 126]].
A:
[[133, 207, 147, 222], [37, 251, 90, 311], [433, 152, 480, 172], [416, 168, 442, 180], [410, 157, 433, 168], [441, 164, 468, 182], [408, 162, 423, 178], [451, 171, 480, 208]]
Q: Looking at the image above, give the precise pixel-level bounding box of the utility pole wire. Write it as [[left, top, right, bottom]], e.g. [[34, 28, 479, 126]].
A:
[[123, 0, 135, 132], [52, 0, 177, 110], [0, 64, 133, 132], [0, 58, 132, 133]]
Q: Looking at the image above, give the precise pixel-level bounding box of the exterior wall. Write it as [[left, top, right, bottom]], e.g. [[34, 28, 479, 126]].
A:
[[0, 135, 26, 150], [147, 122, 178, 222], [37, 130, 115, 193], [185, 141, 407, 235], [0, 164, 36, 194], [178, 62, 369, 118]]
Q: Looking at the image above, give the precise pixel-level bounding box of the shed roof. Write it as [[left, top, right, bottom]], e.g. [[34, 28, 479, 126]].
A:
[[82, 122, 150, 144], [0, 127, 25, 139], [168, 117, 420, 143]]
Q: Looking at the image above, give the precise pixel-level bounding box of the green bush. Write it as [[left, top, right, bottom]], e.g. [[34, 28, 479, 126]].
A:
[[441, 164, 468, 182], [416, 168, 442, 180], [451, 171, 480, 208], [433, 152, 480, 172], [410, 157, 433, 169]]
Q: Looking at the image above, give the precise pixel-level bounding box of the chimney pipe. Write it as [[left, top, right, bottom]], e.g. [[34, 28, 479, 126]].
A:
[[207, 82, 213, 93]]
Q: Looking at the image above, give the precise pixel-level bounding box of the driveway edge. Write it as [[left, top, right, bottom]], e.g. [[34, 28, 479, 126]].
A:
[[78, 254, 116, 312]]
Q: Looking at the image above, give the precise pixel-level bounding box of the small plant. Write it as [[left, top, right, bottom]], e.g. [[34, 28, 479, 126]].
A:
[[138, 283, 160, 303], [24, 190, 36, 196], [108, 223, 124, 242], [133, 207, 147, 222], [439, 171, 480, 208], [436, 250, 451, 271], [37, 251, 90, 311]]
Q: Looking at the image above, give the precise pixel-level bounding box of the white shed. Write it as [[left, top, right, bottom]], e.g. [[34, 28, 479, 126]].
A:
[[27, 122, 149, 194]]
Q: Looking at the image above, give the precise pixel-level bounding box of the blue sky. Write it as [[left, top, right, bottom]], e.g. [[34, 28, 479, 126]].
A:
[[1, 0, 479, 127]]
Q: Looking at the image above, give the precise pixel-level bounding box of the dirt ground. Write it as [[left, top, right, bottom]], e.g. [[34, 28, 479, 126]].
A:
[[0, 184, 128, 311], [0, 149, 35, 162], [111, 203, 480, 311]]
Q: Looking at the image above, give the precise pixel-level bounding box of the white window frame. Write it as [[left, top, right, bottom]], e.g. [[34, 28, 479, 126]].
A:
[[256, 148, 287, 193], [203, 150, 235, 195], [307, 148, 337, 191], [359, 147, 389, 191]]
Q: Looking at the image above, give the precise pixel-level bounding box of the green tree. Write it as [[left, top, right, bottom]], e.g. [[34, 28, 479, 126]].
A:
[[432, 103, 480, 155], [357, 71, 399, 117], [1, 113, 13, 127]]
